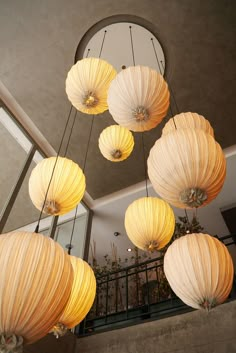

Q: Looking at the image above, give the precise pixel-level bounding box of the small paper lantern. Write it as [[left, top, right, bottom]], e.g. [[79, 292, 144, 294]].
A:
[[107, 66, 170, 132], [125, 197, 175, 251], [52, 257, 96, 337], [162, 112, 214, 137], [66, 57, 117, 114], [98, 125, 134, 162], [147, 129, 226, 209], [164, 233, 234, 310], [29, 157, 85, 215], [0, 231, 73, 349]]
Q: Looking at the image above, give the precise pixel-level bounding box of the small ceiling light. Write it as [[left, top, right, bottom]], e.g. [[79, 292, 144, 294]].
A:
[[127, 248, 132, 252]]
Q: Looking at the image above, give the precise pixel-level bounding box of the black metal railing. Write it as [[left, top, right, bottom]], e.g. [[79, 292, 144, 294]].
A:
[[76, 235, 236, 336]]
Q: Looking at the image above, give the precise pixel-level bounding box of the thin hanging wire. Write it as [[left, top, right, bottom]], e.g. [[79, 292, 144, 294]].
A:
[[64, 110, 78, 157], [35, 105, 74, 233], [86, 48, 90, 58], [141, 133, 149, 197], [150, 38, 162, 74], [99, 30, 107, 58], [68, 28, 108, 253], [129, 25, 149, 197], [129, 26, 136, 66], [160, 59, 181, 115], [151, 39, 177, 129], [67, 115, 95, 254]]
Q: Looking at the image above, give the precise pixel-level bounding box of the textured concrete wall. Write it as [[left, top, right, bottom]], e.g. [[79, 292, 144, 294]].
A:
[[77, 300, 236, 353]]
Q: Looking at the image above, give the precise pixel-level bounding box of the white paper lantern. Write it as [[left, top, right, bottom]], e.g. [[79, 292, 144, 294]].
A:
[[108, 66, 170, 132], [147, 128, 226, 209], [162, 112, 214, 137], [164, 233, 234, 310]]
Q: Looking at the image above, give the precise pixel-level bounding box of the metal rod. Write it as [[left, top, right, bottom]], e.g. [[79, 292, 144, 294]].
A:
[[0, 145, 37, 233], [129, 26, 136, 66], [49, 216, 59, 239]]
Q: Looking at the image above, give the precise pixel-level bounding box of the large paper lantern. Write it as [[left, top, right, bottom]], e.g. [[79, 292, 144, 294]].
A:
[[125, 197, 175, 251], [66, 57, 117, 114], [29, 157, 85, 215], [162, 112, 214, 137], [0, 231, 73, 350], [52, 257, 96, 337], [107, 66, 170, 132], [98, 125, 134, 162], [147, 129, 226, 209], [164, 233, 234, 310]]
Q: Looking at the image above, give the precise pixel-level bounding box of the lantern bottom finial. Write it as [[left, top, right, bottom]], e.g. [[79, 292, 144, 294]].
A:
[[0, 333, 23, 353], [51, 323, 68, 339], [43, 200, 60, 215], [200, 298, 217, 311], [112, 149, 122, 159], [180, 187, 207, 208], [83, 91, 99, 108], [145, 240, 159, 252], [132, 106, 149, 122]]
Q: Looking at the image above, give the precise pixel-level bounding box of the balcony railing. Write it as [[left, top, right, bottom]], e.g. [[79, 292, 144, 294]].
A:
[[76, 234, 236, 336]]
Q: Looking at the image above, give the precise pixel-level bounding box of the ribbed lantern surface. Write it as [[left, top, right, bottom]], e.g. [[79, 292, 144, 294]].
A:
[[125, 197, 175, 251], [162, 112, 214, 137], [99, 125, 134, 162], [164, 233, 234, 310], [29, 157, 85, 215], [66, 57, 117, 114], [147, 128, 226, 209], [108, 66, 170, 132], [52, 257, 96, 337], [0, 231, 73, 351]]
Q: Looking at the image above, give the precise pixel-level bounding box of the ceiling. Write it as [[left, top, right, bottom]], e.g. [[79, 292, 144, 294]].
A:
[[0, 0, 236, 200]]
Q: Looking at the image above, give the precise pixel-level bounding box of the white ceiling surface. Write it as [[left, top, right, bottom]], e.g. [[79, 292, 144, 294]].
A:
[[84, 22, 165, 72], [90, 151, 236, 266]]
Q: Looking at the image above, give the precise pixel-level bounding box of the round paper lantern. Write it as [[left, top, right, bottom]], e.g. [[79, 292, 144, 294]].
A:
[[162, 112, 214, 137], [164, 233, 234, 310], [29, 157, 85, 216], [98, 125, 134, 162], [125, 197, 175, 251], [52, 257, 96, 337], [107, 66, 170, 132], [147, 129, 226, 209], [0, 231, 73, 349], [66, 57, 117, 114]]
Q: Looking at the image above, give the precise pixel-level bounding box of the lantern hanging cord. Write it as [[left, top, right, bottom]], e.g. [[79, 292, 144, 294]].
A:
[[86, 48, 90, 58], [150, 40, 177, 130], [99, 30, 107, 58], [142, 133, 149, 197], [184, 208, 191, 231], [129, 26, 136, 66], [68, 115, 95, 254], [35, 105, 73, 233], [64, 110, 77, 157], [150, 38, 162, 74]]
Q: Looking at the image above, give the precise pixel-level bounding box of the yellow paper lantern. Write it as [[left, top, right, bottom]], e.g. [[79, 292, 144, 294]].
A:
[[164, 233, 234, 310], [98, 125, 134, 162], [162, 112, 214, 137], [107, 66, 170, 132], [147, 129, 226, 209], [125, 197, 175, 251], [29, 156, 85, 215], [65, 57, 117, 114], [52, 257, 96, 337], [0, 231, 73, 349]]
